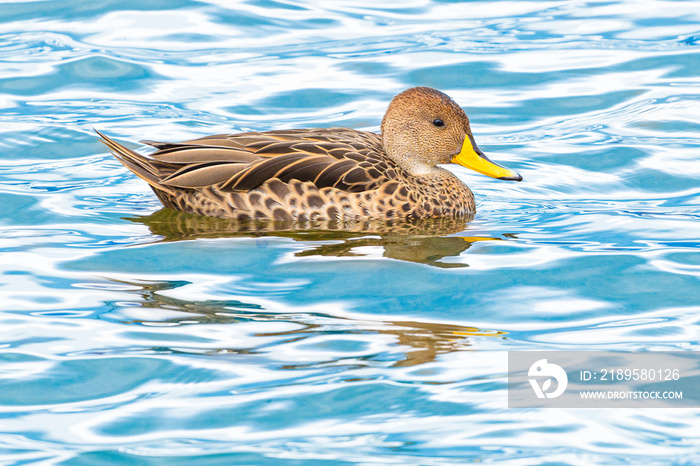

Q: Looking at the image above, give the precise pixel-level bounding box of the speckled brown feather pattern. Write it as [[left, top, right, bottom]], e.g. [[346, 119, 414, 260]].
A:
[[98, 87, 494, 221]]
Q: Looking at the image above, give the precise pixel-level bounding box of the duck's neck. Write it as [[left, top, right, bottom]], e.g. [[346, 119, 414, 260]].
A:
[[402, 162, 442, 177], [381, 132, 450, 178], [385, 149, 442, 178], [396, 164, 461, 190]]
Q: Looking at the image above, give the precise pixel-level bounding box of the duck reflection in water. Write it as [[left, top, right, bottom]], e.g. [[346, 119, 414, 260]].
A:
[[110, 279, 506, 368], [129, 209, 510, 269]]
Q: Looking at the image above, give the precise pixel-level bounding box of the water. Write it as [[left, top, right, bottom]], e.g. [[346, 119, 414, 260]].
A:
[[1, 0, 699, 463]]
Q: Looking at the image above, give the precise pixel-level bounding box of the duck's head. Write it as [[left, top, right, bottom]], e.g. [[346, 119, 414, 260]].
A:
[[381, 87, 522, 181]]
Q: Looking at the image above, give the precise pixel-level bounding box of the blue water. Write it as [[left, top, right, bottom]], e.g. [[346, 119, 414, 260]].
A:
[[1, 0, 699, 464]]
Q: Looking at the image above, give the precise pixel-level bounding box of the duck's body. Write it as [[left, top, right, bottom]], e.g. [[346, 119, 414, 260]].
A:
[[99, 87, 520, 221]]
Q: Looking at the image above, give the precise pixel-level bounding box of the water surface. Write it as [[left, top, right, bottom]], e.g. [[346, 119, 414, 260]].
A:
[[1, 0, 699, 464]]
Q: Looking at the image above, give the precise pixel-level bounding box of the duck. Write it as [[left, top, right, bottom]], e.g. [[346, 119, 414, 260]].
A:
[[97, 86, 521, 221]]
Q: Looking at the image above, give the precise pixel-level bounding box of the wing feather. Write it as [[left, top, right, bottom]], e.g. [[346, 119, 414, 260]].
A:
[[161, 162, 248, 188], [274, 157, 337, 183], [221, 153, 310, 191], [151, 147, 261, 164], [104, 128, 393, 194], [313, 159, 357, 188]]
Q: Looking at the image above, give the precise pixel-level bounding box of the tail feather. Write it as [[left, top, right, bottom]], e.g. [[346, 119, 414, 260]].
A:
[[140, 139, 176, 150], [96, 129, 176, 196]]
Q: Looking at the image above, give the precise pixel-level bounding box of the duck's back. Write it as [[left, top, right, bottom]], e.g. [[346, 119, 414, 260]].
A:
[[145, 128, 394, 192]]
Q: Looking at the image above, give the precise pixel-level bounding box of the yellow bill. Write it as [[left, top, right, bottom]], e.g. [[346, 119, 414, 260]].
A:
[[451, 136, 522, 181]]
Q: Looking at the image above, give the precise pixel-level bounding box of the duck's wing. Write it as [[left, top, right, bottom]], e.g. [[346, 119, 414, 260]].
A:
[[111, 128, 397, 193]]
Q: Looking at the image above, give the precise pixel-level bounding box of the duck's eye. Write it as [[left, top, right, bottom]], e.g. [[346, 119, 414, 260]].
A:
[[433, 119, 444, 127]]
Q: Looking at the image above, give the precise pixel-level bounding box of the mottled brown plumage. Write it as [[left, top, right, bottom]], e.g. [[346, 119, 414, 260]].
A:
[[98, 87, 521, 221]]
